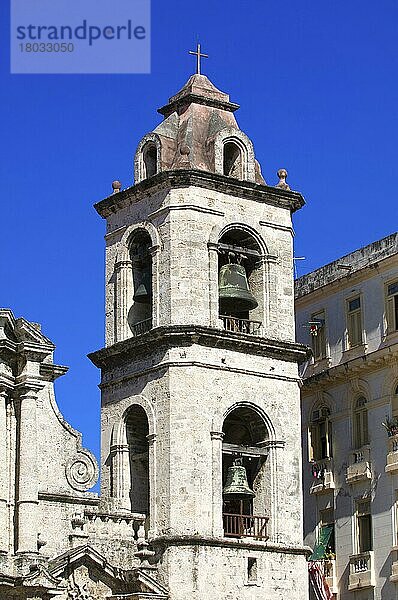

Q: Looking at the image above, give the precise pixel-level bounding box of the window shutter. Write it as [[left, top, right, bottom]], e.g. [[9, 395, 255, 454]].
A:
[[362, 410, 369, 445], [392, 394, 398, 418], [359, 515, 372, 553], [387, 296, 395, 334], [354, 412, 361, 448], [310, 425, 320, 461], [354, 311, 363, 346], [319, 327, 326, 359], [348, 310, 362, 347], [327, 419, 333, 458], [348, 312, 355, 346]]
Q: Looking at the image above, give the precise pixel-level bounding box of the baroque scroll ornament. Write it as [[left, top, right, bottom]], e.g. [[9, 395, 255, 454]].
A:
[[65, 450, 98, 492]]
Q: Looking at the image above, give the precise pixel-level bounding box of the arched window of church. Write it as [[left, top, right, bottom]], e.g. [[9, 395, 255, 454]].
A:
[[222, 407, 270, 540], [217, 229, 262, 334], [125, 405, 149, 513], [353, 397, 369, 449], [309, 405, 332, 461], [223, 142, 242, 178], [128, 230, 153, 336], [143, 142, 158, 179]]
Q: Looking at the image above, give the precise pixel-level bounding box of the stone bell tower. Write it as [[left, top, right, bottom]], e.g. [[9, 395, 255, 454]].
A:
[[89, 65, 310, 599]]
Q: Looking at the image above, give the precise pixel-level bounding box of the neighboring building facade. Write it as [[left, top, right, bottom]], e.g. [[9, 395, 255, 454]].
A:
[[0, 71, 310, 599], [296, 233, 398, 600]]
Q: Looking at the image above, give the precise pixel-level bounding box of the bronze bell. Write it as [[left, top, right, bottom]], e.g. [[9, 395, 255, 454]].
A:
[[223, 459, 255, 499], [219, 264, 258, 314], [133, 270, 151, 304]]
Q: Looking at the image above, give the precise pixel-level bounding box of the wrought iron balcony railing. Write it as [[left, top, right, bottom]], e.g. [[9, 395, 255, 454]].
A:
[[223, 513, 269, 541], [130, 318, 152, 337], [220, 316, 262, 336]]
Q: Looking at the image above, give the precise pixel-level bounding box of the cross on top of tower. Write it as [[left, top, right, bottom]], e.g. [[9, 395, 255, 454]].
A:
[[188, 43, 208, 75]]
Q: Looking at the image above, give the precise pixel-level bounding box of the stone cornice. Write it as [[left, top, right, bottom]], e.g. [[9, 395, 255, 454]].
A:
[[158, 93, 240, 116], [94, 170, 305, 219], [38, 491, 99, 505], [295, 232, 398, 301], [0, 338, 17, 361], [88, 325, 310, 371], [150, 534, 311, 557], [15, 377, 45, 394], [98, 360, 301, 392], [39, 363, 69, 382], [302, 342, 398, 392], [16, 341, 54, 361]]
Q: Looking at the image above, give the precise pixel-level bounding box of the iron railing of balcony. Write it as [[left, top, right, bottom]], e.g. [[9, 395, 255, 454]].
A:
[[220, 316, 262, 336], [223, 513, 269, 541], [130, 318, 152, 337]]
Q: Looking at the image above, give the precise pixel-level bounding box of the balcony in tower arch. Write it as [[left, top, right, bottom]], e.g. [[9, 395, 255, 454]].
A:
[[127, 229, 153, 338], [221, 407, 270, 541], [218, 228, 263, 337]]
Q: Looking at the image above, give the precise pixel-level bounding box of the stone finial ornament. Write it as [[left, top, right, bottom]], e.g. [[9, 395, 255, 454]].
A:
[[276, 168, 290, 190], [112, 180, 122, 193]]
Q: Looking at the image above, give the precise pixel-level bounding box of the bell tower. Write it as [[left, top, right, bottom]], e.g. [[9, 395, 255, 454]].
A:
[[89, 69, 310, 599]]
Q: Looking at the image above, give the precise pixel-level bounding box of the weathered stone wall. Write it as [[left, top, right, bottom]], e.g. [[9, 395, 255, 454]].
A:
[[104, 182, 296, 347], [157, 542, 309, 600]]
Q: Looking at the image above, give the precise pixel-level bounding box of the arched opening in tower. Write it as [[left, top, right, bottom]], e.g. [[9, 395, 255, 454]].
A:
[[143, 143, 158, 178], [222, 406, 270, 539], [217, 229, 262, 329], [125, 405, 149, 514], [223, 142, 242, 178], [128, 230, 152, 335]]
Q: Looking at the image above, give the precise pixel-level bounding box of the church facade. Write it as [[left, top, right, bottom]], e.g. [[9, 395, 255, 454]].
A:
[[0, 71, 310, 599]]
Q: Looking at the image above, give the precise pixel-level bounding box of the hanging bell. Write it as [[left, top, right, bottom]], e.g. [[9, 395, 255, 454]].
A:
[[133, 270, 151, 304], [223, 459, 255, 499], [219, 264, 258, 314]]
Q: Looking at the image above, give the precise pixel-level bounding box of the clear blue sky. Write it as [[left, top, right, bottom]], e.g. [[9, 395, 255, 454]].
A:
[[1, 0, 397, 467]]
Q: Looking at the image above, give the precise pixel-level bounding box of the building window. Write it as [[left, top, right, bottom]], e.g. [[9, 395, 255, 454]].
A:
[[310, 310, 326, 361], [346, 296, 363, 348], [356, 500, 372, 553], [247, 557, 258, 583], [386, 281, 398, 334], [309, 508, 335, 560], [353, 397, 369, 449], [395, 491, 398, 545], [393, 385, 398, 419], [309, 406, 332, 461]]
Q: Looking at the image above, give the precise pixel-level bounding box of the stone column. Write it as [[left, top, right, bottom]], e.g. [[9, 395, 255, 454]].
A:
[[208, 243, 220, 328], [17, 387, 39, 554], [149, 245, 160, 328], [264, 254, 278, 337], [0, 389, 8, 553], [147, 433, 157, 536], [210, 431, 224, 536], [112, 444, 131, 511], [115, 259, 132, 342]]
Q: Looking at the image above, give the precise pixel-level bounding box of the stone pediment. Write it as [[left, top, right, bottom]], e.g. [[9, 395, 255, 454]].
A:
[[15, 317, 54, 348], [49, 545, 168, 598], [19, 564, 64, 592]]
